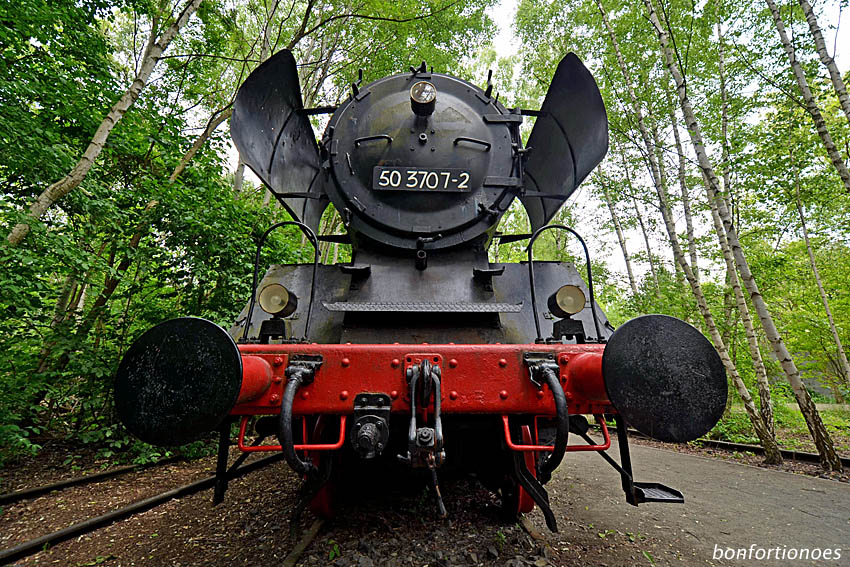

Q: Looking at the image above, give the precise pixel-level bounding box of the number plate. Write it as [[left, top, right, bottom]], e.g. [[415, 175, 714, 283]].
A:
[[373, 167, 472, 192]]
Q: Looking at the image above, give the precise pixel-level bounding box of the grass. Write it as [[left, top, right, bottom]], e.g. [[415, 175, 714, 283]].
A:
[[706, 405, 850, 455]]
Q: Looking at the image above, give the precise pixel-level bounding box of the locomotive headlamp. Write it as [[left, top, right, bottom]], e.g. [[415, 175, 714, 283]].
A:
[[258, 283, 298, 317], [548, 285, 586, 318], [410, 81, 437, 116]]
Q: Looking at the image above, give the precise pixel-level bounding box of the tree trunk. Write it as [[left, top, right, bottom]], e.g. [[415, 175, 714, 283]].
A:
[[666, 91, 698, 276], [765, 0, 850, 193], [715, 28, 775, 434], [595, 0, 782, 462], [169, 106, 233, 182], [632, 197, 660, 294], [645, 0, 840, 470], [797, 0, 850, 128], [599, 174, 638, 294], [233, 160, 245, 194], [706, 177, 775, 435], [7, 0, 205, 246], [792, 164, 850, 387], [615, 140, 660, 293]]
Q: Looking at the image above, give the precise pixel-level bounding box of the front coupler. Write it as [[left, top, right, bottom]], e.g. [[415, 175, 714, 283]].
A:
[[398, 358, 447, 517]]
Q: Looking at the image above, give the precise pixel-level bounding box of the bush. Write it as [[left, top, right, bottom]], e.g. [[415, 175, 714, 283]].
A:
[[707, 411, 759, 444]]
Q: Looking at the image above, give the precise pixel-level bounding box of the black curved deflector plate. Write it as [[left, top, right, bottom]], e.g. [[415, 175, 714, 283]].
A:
[[521, 53, 608, 232], [114, 317, 242, 446], [602, 315, 727, 442], [231, 49, 327, 233]]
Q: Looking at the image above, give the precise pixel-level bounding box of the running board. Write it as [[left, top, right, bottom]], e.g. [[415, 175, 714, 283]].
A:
[[633, 482, 683, 504], [583, 417, 686, 507]]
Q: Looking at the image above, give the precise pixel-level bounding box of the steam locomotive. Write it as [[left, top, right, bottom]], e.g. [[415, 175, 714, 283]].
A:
[[114, 50, 727, 531]]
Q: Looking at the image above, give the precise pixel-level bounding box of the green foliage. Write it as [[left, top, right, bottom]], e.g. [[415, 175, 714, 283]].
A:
[[0, 0, 499, 466], [707, 411, 760, 444], [327, 539, 341, 561]]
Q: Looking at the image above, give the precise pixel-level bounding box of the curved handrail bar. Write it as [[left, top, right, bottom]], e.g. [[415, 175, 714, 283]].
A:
[[526, 224, 602, 342], [243, 220, 319, 341]]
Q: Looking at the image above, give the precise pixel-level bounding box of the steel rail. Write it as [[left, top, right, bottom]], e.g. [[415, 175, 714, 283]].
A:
[[0, 456, 182, 506], [0, 454, 283, 565], [688, 437, 850, 468], [600, 426, 850, 468]]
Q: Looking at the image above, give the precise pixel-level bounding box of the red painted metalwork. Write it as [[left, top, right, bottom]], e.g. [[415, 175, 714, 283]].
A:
[[517, 425, 536, 514], [501, 415, 611, 452], [565, 352, 607, 401], [502, 416, 553, 452], [231, 343, 614, 417], [238, 355, 273, 403], [236, 415, 347, 452], [566, 415, 611, 452], [308, 417, 336, 519]]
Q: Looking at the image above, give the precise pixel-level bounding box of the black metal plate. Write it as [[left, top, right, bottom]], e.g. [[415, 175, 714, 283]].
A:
[[231, 49, 327, 233], [602, 314, 727, 442], [114, 317, 242, 446], [521, 53, 608, 232]]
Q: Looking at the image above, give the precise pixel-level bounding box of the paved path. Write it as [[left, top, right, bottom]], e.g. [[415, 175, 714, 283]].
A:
[[551, 441, 850, 565]]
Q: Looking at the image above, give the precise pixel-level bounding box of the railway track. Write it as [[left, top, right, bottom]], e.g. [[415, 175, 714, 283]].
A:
[[686, 437, 850, 467], [619, 428, 850, 468], [0, 456, 182, 507], [3, 431, 844, 565], [0, 453, 283, 565]]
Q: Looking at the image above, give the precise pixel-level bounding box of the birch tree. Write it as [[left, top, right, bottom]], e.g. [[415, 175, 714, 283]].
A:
[[593, 0, 782, 462], [764, 0, 850, 193], [644, 0, 841, 470], [598, 172, 639, 295], [797, 0, 850, 129], [6, 0, 206, 246], [791, 152, 850, 387]]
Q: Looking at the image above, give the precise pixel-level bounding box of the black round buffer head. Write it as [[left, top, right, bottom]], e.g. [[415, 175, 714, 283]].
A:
[[114, 317, 243, 446], [601, 314, 727, 443]]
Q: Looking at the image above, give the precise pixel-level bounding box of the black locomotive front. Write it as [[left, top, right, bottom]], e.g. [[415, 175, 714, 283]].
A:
[[114, 50, 728, 531]]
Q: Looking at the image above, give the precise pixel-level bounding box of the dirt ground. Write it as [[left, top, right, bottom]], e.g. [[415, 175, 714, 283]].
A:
[[0, 436, 846, 567]]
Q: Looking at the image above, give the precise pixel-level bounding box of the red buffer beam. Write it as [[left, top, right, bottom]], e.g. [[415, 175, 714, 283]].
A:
[[233, 343, 614, 417]]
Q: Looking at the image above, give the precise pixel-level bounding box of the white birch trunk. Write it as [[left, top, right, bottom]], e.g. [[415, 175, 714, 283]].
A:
[[666, 93, 698, 275], [715, 27, 775, 433], [706, 179, 775, 435], [169, 107, 233, 183], [793, 183, 850, 387], [233, 160, 246, 194], [600, 176, 638, 295], [645, 0, 841, 470], [797, 0, 850, 128], [594, 0, 782, 462], [765, 0, 850, 193], [615, 140, 660, 293], [632, 197, 660, 293], [7, 0, 205, 246]]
